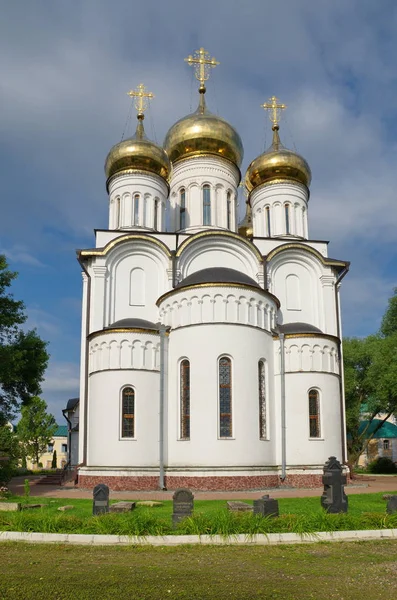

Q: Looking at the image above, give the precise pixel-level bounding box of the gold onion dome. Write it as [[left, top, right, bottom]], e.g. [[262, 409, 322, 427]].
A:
[[164, 90, 244, 168], [105, 116, 171, 184], [246, 125, 311, 193], [238, 202, 253, 238]]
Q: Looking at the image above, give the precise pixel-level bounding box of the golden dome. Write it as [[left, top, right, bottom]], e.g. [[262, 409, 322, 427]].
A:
[[164, 91, 243, 168], [105, 117, 171, 184], [238, 202, 253, 238], [246, 126, 311, 193]]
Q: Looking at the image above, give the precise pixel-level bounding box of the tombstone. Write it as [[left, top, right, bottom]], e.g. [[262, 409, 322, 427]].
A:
[[172, 488, 194, 527], [227, 501, 253, 513], [109, 501, 135, 513], [253, 494, 279, 517], [386, 495, 397, 515], [93, 483, 109, 515], [320, 456, 348, 514]]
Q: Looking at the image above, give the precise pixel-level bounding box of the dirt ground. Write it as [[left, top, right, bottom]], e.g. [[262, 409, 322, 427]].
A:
[[8, 473, 397, 500]]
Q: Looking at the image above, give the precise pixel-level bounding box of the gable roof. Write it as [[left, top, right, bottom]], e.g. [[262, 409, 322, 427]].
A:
[[54, 425, 68, 437], [359, 419, 397, 439]]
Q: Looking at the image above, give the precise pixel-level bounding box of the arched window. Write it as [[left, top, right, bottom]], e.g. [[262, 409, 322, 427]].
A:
[[219, 356, 232, 437], [180, 359, 190, 439], [265, 206, 271, 236], [121, 387, 135, 438], [179, 188, 186, 230], [154, 199, 159, 230], [285, 203, 291, 234], [203, 185, 211, 226], [226, 191, 232, 229], [143, 196, 147, 227], [258, 360, 266, 439], [133, 194, 140, 226], [308, 389, 320, 438]]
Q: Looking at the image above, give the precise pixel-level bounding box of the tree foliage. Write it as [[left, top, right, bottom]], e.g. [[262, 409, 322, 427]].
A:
[[17, 397, 57, 466], [0, 424, 20, 484], [0, 255, 49, 425], [344, 289, 397, 469]]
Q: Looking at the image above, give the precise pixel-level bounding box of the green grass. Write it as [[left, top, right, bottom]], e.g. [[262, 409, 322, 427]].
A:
[[1, 541, 397, 599], [0, 492, 397, 535]]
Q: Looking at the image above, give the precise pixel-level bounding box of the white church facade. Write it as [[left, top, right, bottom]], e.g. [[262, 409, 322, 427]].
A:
[[75, 49, 349, 491]]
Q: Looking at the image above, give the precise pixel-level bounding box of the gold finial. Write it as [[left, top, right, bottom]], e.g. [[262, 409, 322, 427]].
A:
[[184, 47, 219, 92], [261, 96, 287, 129], [127, 83, 154, 119]]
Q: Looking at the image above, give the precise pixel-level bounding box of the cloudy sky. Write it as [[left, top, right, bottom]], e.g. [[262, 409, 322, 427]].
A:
[[1, 1, 397, 420]]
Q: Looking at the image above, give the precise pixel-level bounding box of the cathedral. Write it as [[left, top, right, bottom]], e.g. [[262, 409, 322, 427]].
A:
[[74, 48, 349, 491]]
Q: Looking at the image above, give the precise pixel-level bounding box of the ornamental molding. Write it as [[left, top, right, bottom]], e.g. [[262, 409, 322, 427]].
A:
[[266, 242, 347, 269], [156, 282, 280, 308], [79, 233, 172, 259], [175, 230, 264, 263], [272, 332, 340, 343], [106, 170, 170, 193], [88, 328, 164, 340]]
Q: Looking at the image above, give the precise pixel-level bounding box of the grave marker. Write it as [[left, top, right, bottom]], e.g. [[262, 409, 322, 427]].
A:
[[386, 495, 397, 515], [93, 483, 109, 515], [253, 494, 279, 517], [320, 456, 348, 513], [172, 488, 194, 527]]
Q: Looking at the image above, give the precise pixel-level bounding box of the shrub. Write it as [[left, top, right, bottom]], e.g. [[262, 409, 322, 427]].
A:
[[368, 456, 397, 474]]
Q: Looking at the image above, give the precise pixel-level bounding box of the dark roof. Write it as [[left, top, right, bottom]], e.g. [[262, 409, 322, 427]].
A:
[[66, 397, 79, 411], [105, 318, 159, 331], [278, 322, 323, 335], [175, 267, 260, 290], [359, 419, 397, 439]]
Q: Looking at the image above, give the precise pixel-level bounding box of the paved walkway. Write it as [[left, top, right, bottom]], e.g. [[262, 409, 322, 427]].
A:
[[8, 474, 397, 500]]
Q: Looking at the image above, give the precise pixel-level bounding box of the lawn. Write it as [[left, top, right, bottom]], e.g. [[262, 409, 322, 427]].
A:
[[0, 540, 397, 599], [0, 492, 396, 535]]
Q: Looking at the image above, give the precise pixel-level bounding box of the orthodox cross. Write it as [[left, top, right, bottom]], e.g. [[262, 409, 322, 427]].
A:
[[261, 96, 287, 128], [184, 47, 219, 91], [127, 83, 154, 118]]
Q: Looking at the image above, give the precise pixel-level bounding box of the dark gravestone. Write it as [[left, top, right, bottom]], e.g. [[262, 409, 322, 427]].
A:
[[321, 456, 348, 514], [93, 483, 109, 515], [172, 488, 194, 527], [386, 495, 397, 515], [253, 494, 279, 517]]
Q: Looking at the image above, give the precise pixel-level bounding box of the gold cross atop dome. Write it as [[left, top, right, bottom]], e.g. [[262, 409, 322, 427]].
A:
[[127, 83, 154, 119], [184, 47, 219, 91], [261, 96, 287, 128]]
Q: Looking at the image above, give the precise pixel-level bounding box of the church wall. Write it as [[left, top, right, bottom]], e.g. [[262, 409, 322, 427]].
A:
[[86, 369, 160, 467], [168, 156, 240, 233], [166, 323, 276, 469], [88, 331, 160, 373], [159, 286, 277, 332]]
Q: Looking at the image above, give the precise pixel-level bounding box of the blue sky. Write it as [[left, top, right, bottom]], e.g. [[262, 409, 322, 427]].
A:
[[1, 1, 397, 421]]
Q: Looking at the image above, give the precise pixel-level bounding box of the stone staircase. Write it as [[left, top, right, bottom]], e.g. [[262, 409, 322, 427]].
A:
[[35, 470, 64, 485]]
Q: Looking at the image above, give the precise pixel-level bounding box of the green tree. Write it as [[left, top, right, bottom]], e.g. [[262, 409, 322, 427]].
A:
[[0, 255, 49, 425], [51, 449, 57, 469], [344, 291, 397, 471], [0, 423, 20, 484], [17, 397, 57, 466]]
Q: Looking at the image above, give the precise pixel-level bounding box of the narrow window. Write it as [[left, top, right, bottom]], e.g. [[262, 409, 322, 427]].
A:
[[383, 439, 390, 451], [122, 387, 135, 438], [179, 188, 186, 230], [133, 194, 140, 226], [265, 206, 271, 236], [143, 197, 147, 227], [226, 191, 232, 229], [285, 203, 290, 234], [154, 199, 159, 230], [203, 185, 211, 226], [116, 197, 121, 228], [219, 357, 232, 437], [180, 359, 190, 439], [308, 389, 320, 438], [258, 360, 266, 439]]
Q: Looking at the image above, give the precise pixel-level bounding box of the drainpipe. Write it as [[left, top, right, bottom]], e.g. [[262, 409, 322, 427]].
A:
[[335, 265, 350, 465], [279, 331, 287, 481], [77, 255, 91, 468], [158, 323, 167, 490]]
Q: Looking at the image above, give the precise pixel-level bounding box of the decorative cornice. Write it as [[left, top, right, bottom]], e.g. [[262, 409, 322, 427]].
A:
[[266, 242, 347, 269], [171, 153, 241, 183], [88, 328, 164, 340], [175, 230, 264, 263], [106, 169, 170, 193], [272, 332, 340, 343], [157, 282, 280, 308], [248, 178, 310, 201], [79, 233, 172, 259]]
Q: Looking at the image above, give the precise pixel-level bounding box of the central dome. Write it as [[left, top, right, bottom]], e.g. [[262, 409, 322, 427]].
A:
[[164, 92, 243, 168]]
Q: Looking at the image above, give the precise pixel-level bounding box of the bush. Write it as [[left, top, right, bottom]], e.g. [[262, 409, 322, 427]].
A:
[[368, 456, 397, 474]]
